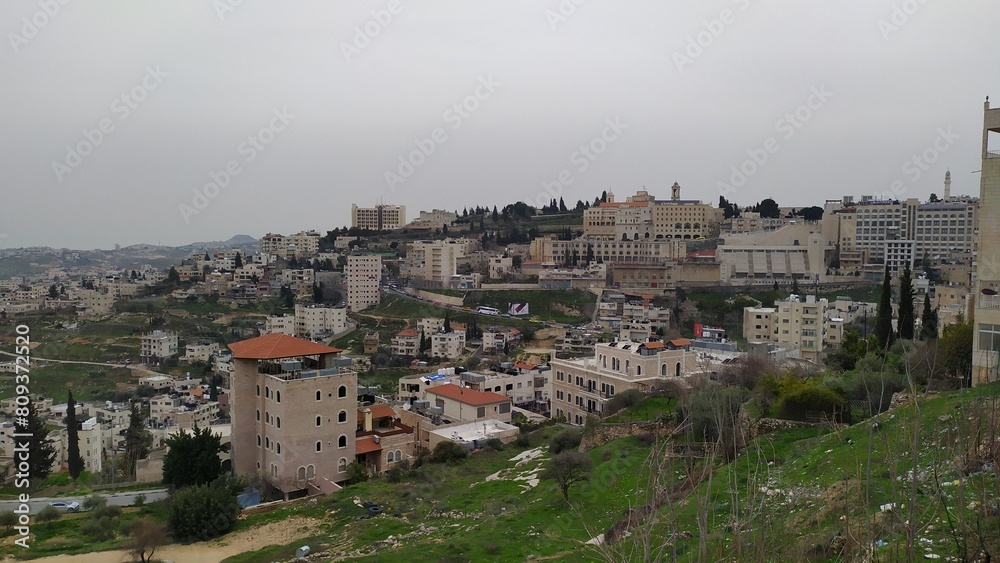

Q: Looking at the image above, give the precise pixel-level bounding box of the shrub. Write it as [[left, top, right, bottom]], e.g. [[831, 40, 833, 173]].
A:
[[83, 494, 106, 512], [0, 511, 16, 535], [346, 462, 370, 485], [133, 493, 147, 508], [80, 517, 115, 540], [549, 429, 583, 454], [386, 465, 405, 483], [430, 441, 469, 465], [603, 389, 644, 416], [168, 476, 242, 542], [777, 386, 845, 422], [514, 433, 532, 448], [35, 506, 60, 526], [486, 438, 504, 451]]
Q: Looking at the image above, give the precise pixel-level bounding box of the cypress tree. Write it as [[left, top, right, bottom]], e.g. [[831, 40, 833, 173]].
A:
[[23, 401, 56, 481], [66, 390, 84, 480], [920, 293, 939, 340], [874, 265, 895, 349], [897, 262, 915, 340]]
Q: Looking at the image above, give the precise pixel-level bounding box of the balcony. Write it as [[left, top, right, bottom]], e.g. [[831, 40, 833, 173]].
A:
[[979, 294, 1000, 310], [987, 150, 1000, 159]]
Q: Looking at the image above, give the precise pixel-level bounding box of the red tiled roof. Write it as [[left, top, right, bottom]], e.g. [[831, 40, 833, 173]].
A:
[[358, 404, 396, 422], [426, 383, 509, 406], [668, 338, 692, 347], [355, 437, 382, 455], [228, 333, 342, 360], [395, 328, 419, 338], [643, 341, 665, 349], [514, 362, 537, 371]]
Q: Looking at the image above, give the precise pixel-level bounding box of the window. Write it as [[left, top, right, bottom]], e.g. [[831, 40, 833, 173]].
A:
[[978, 323, 1000, 351], [256, 409, 260, 421], [316, 416, 322, 427], [256, 385, 260, 397], [257, 435, 261, 446], [338, 458, 347, 472], [265, 437, 270, 448], [338, 410, 347, 423], [265, 386, 270, 399], [338, 385, 348, 398], [276, 442, 281, 454], [306, 465, 315, 479], [338, 435, 347, 448], [297, 466, 306, 480], [316, 441, 323, 452], [276, 417, 281, 429], [316, 390, 321, 401], [276, 391, 281, 403], [477, 406, 486, 418], [499, 403, 510, 414]]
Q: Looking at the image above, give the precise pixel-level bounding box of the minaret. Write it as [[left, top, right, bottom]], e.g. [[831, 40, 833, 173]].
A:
[[944, 168, 951, 200], [671, 182, 681, 201]]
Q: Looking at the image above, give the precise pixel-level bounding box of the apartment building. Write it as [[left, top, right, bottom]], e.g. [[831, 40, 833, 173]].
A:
[[403, 240, 471, 286], [409, 209, 457, 229], [259, 231, 321, 259], [355, 404, 413, 475], [141, 330, 179, 363], [74, 288, 114, 319], [459, 369, 548, 408], [532, 237, 686, 266], [551, 338, 692, 426], [973, 97, 1000, 386], [294, 304, 348, 339], [424, 384, 512, 423], [184, 340, 220, 363], [430, 331, 466, 360], [265, 315, 295, 336], [345, 254, 382, 312], [229, 333, 357, 498], [351, 203, 406, 231], [391, 328, 421, 357], [717, 222, 832, 286], [742, 295, 845, 362], [722, 212, 796, 233]]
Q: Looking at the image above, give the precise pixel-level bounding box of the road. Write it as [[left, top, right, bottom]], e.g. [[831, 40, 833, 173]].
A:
[[382, 287, 573, 329], [0, 488, 168, 514]]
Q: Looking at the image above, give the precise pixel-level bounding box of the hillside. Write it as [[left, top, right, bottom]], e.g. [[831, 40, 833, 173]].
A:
[[215, 384, 999, 562]]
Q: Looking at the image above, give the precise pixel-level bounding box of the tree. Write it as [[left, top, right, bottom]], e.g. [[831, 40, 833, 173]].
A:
[[312, 281, 323, 303], [874, 265, 895, 350], [929, 192, 940, 202], [162, 425, 225, 488], [168, 476, 242, 542], [209, 375, 220, 402], [897, 262, 915, 340], [443, 311, 452, 333], [757, 198, 780, 218], [234, 252, 243, 269], [167, 266, 180, 284], [791, 277, 800, 294], [492, 206, 499, 223], [0, 511, 16, 534], [939, 317, 973, 385], [125, 517, 168, 563], [346, 461, 370, 485], [920, 294, 938, 340], [543, 451, 592, 502], [123, 403, 151, 478], [559, 197, 567, 212], [35, 506, 60, 527], [22, 401, 56, 481], [66, 390, 84, 481], [48, 284, 58, 299]]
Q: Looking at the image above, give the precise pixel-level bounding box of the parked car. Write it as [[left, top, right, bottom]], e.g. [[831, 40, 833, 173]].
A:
[[49, 501, 81, 512]]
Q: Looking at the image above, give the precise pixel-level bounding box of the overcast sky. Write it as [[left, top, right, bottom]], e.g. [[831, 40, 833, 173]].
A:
[[1, 1, 998, 249]]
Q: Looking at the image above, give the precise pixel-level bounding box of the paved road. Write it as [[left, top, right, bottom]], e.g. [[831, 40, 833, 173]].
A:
[[0, 488, 168, 514]]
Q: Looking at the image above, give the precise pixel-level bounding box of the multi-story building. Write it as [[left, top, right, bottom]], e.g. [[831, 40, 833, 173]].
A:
[[973, 97, 1000, 386], [345, 254, 382, 312], [294, 304, 348, 339], [391, 328, 421, 357], [424, 384, 512, 423], [717, 222, 832, 286], [532, 237, 686, 266], [742, 295, 845, 362], [260, 231, 322, 259], [403, 240, 471, 287], [185, 340, 220, 363], [74, 288, 114, 319], [355, 404, 413, 475], [722, 212, 797, 233], [351, 203, 406, 231], [229, 333, 357, 498], [409, 209, 457, 229], [141, 330, 179, 363], [430, 331, 466, 360], [583, 185, 722, 241], [265, 315, 295, 336], [551, 338, 692, 426]]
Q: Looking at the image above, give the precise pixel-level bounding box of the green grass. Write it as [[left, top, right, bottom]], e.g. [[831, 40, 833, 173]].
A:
[[604, 396, 675, 423], [464, 289, 595, 324]]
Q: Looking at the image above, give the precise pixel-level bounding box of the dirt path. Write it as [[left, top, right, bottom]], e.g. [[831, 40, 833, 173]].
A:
[[12, 516, 322, 563]]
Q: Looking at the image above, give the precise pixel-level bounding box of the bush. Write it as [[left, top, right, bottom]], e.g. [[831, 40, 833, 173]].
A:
[[777, 385, 845, 422], [430, 441, 469, 465], [133, 493, 147, 508], [0, 511, 16, 535], [486, 438, 504, 451], [80, 517, 115, 541], [346, 461, 370, 485], [168, 476, 242, 542], [83, 494, 107, 512], [514, 433, 532, 448], [549, 429, 583, 454], [386, 465, 405, 483], [35, 506, 60, 526], [603, 389, 644, 417]]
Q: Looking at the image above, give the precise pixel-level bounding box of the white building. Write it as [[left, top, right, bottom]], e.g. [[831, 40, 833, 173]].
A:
[[141, 330, 179, 363], [431, 331, 466, 360], [294, 304, 348, 339], [346, 254, 382, 312]]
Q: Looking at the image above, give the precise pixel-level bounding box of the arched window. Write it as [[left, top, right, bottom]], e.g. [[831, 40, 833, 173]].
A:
[[265, 412, 270, 424], [256, 409, 260, 421], [338, 410, 347, 423], [265, 437, 270, 449], [276, 391, 281, 403], [297, 466, 306, 480], [394, 450, 402, 462], [306, 465, 315, 479], [386, 451, 395, 463], [276, 417, 280, 429], [675, 362, 681, 377], [661, 364, 667, 376], [316, 441, 322, 452], [625, 360, 630, 373], [256, 385, 260, 397], [257, 435, 261, 446], [316, 416, 322, 427], [276, 442, 281, 454], [338, 385, 347, 398], [636, 365, 641, 376], [265, 386, 270, 399], [316, 390, 321, 401], [338, 435, 347, 448], [338, 458, 347, 472]]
